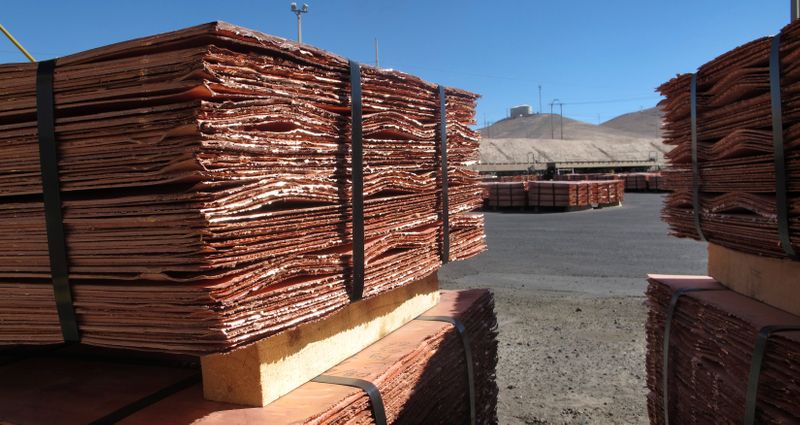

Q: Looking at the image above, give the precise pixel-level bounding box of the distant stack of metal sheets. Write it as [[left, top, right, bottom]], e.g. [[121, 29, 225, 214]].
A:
[[482, 181, 526, 208], [659, 20, 800, 258], [497, 175, 538, 183], [0, 22, 486, 355], [553, 173, 610, 182], [527, 181, 588, 207], [480, 179, 623, 209], [527, 180, 623, 208], [554, 172, 664, 191]]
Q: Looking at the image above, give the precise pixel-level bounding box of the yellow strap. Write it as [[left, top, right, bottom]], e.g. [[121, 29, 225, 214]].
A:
[[0, 23, 36, 62]]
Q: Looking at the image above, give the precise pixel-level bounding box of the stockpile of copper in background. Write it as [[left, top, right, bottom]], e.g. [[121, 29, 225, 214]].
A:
[[479, 175, 538, 206], [553, 173, 611, 182], [645, 275, 800, 425], [617, 173, 663, 191], [480, 179, 623, 209], [496, 175, 538, 183], [0, 22, 486, 355], [554, 172, 665, 191], [527, 181, 588, 207], [0, 290, 499, 425], [659, 19, 800, 258], [527, 180, 623, 208], [482, 181, 527, 208]]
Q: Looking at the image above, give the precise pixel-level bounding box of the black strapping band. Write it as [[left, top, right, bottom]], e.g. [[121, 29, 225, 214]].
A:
[[312, 374, 387, 425], [661, 286, 725, 425], [537, 182, 541, 206], [88, 373, 201, 425], [743, 325, 800, 425], [37, 59, 80, 343], [689, 73, 706, 242], [416, 315, 476, 425], [768, 33, 797, 259], [349, 60, 365, 301], [438, 85, 450, 263]]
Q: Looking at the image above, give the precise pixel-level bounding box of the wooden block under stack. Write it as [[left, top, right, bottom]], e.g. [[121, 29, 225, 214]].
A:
[[707, 243, 800, 316], [201, 272, 440, 406]]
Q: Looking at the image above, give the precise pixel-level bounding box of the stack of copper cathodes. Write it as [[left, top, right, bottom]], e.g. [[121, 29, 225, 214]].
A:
[[481, 179, 624, 209], [553, 172, 664, 191], [0, 290, 499, 425], [0, 21, 486, 355], [659, 19, 800, 258], [645, 275, 800, 425], [482, 181, 527, 208], [526, 180, 623, 208]]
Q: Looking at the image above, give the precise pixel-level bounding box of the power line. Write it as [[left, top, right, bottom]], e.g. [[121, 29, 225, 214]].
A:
[[381, 62, 630, 91], [559, 95, 661, 105]]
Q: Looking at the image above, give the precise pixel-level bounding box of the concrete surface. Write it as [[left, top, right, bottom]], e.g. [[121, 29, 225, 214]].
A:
[[439, 193, 707, 425]]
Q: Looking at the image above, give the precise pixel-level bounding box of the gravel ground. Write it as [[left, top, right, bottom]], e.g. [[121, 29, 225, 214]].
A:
[[439, 193, 707, 424]]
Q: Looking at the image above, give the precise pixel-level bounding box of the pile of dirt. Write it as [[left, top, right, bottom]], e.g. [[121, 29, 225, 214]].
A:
[[481, 114, 645, 140], [479, 137, 669, 165], [478, 110, 669, 165]]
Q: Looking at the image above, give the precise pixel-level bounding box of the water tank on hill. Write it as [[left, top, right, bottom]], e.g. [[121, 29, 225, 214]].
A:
[[510, 105, 532, 118]]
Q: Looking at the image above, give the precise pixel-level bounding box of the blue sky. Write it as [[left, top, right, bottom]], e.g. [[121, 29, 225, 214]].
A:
[[0, 1, 789, 126]]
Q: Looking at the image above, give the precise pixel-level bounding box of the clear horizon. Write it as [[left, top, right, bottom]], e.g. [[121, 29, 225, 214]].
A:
[[0, 1, 788, 125]]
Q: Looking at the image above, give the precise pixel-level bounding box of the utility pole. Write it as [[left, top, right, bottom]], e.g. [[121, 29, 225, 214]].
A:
[[290, 3, 309, 43], [793, 0, 799, 21], [549, 99, 562, 139], [374, 38, 379, 67], [538, 85, 542, 114]]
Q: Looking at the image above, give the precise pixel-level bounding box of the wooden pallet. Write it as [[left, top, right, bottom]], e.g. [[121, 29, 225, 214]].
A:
[[708, 243, 800, 316], [200, 272, 440, 406]]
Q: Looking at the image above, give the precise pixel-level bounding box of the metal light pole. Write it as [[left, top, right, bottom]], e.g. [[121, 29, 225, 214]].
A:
[[793, 0, 799, 21], [538, 85, 542, 114], [374, 38, 379, 67], [549, 99, 563, 139], [290, 3, 309, 43]]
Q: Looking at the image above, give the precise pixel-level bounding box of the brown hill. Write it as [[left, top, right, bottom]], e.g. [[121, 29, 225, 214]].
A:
[[600, 107, 663, 138], [480, 137, 669, 165], [480, 113, 640, 140], [477, 108, 670, 165]]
